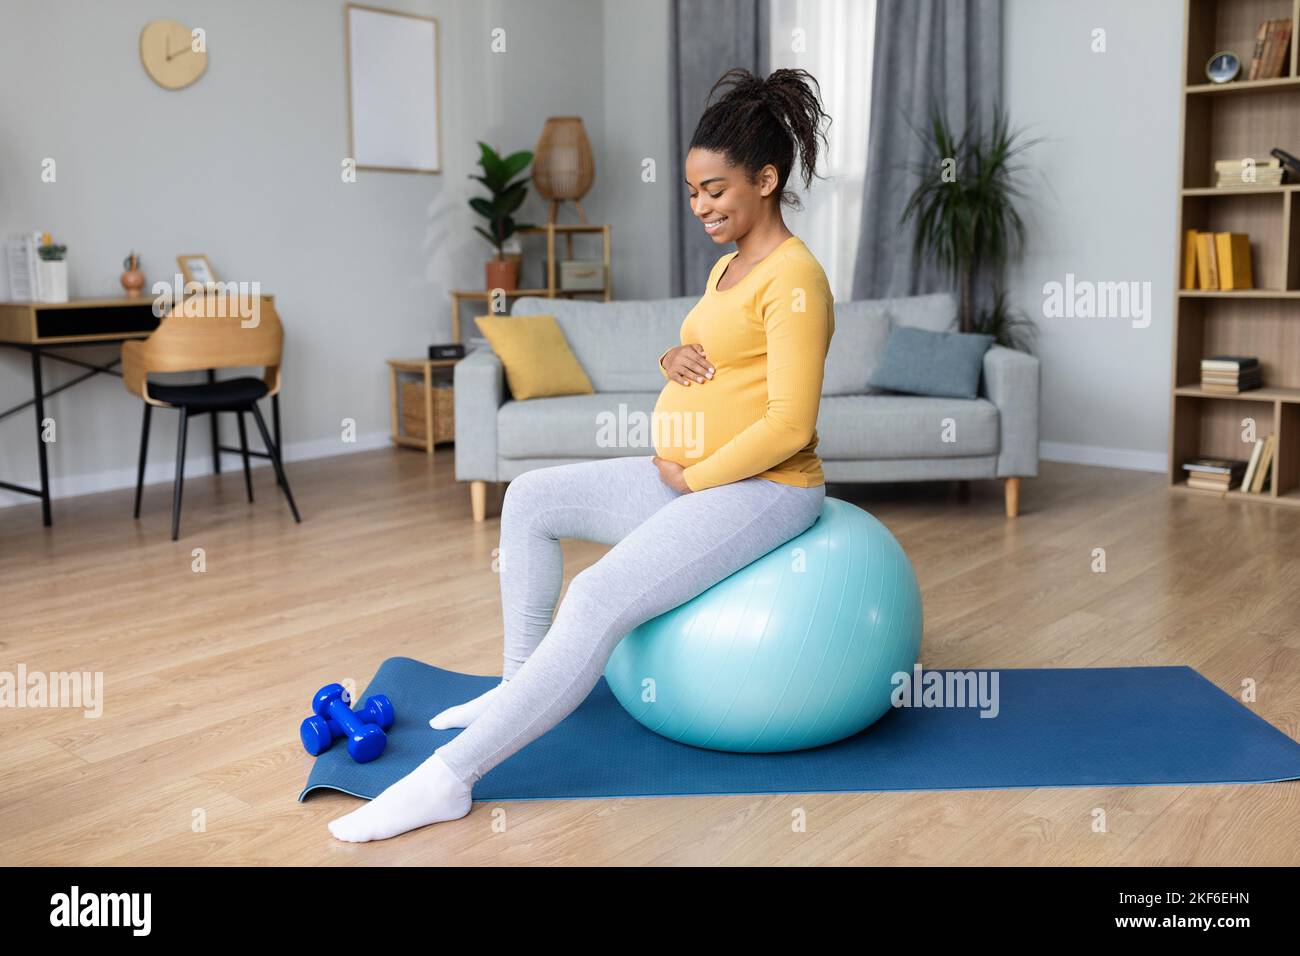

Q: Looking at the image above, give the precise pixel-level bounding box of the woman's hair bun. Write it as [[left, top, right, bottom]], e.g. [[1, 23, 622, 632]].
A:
[[690, 68, 831, 209]]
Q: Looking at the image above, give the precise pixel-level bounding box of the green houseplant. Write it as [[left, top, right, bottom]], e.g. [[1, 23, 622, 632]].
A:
[[900, 103, 1041, 351], [469, 141, 534, 291]]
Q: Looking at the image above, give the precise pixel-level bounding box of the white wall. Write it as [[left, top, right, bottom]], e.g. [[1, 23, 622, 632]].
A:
[[1004, 0, 1183, 471], [0, 0, 632, 506]]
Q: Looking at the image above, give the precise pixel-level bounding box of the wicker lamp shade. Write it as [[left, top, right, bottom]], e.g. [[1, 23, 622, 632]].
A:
[[532, 117, 594, 218]]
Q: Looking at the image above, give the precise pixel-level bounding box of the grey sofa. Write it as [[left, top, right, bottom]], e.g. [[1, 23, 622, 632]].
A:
[[454, 291, 1039, 521]]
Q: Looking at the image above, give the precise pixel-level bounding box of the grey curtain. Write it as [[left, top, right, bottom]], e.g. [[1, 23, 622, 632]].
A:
[[851, 0, 1003, 310], [669, 0, 770, 297]]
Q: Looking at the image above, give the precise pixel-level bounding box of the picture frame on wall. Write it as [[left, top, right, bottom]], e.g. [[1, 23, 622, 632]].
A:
[[345, 4, 443, 175]]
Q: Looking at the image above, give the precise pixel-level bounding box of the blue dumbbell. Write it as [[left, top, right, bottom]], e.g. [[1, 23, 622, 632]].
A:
[[299, 683, 396, 763]]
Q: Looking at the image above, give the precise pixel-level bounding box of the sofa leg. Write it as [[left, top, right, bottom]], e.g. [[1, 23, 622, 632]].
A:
[[1004, 477, 1021, 518], [470, 480, 487, 523]]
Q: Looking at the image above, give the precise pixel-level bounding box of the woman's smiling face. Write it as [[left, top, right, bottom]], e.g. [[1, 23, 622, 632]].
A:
[[684, 148, 778, 245]]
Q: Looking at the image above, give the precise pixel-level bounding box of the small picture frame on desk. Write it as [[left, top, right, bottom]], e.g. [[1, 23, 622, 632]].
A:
[[177, 254, 218, 288]]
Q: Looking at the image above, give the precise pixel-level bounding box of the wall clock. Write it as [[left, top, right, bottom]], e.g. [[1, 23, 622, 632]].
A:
[[139, 19, 208, 90]]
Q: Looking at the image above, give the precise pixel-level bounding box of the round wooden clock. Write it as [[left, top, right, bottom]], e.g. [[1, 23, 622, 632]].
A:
[[139, 19, 207, 90]]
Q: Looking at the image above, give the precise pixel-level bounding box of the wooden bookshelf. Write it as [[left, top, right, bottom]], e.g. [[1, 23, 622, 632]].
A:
[[449, 223, 611, 343], [1170, 0, 1300, 506], [518, 223, 612, 301]]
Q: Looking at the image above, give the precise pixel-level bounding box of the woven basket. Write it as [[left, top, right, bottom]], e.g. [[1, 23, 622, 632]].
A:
[[401, 381, 455, 445]]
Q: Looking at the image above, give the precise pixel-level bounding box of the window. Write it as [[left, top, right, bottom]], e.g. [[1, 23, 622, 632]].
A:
[[768, 0, 876, 302]]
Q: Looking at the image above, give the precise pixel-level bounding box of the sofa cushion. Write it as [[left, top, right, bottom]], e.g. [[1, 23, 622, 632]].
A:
[[822, 292, 958, 396], [822, 302, 890, 396], [474, 313, 594, 400], [886, 291, 959, 333], [498, 391, 662, 459], [815, 394, 999, 459], [497, 391, 999, 462], [511, 296, 697, 393], [867, 326, 995, 399]]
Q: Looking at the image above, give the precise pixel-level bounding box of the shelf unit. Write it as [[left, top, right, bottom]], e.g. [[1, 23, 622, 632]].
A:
[[1169, 0, 1300, 505], [449, 223, 611, 343]]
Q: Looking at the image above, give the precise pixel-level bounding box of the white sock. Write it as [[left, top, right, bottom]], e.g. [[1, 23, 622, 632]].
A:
[[328, 753, 472, 842], [429, 679, 508, 730]]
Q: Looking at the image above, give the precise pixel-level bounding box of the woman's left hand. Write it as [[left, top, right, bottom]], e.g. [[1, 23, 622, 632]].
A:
[[651, 456, 692, 494]]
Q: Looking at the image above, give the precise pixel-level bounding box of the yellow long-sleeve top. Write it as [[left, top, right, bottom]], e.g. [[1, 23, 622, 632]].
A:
[[653, 235, 834, 492]]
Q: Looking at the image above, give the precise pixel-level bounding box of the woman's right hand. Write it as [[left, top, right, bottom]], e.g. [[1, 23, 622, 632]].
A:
[[662, 343, 714, 386]]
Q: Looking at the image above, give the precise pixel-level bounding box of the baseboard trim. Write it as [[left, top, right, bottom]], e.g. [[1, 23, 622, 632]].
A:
[[1039, 441, 1167, 473], [4, 435, 1171, 509], [0, 429, 391, 509]]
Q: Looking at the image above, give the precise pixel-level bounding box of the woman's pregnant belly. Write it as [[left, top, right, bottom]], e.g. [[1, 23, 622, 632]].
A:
[[651, 366, 764, 467]]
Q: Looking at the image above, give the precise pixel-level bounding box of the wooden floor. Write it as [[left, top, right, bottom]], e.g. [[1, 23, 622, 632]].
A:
[[1, 448, 1298, 866]]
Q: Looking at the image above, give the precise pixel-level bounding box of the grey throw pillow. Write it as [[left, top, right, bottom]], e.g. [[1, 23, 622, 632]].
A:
[[822, 293, 958, 396], [866, 326, 995, 399]]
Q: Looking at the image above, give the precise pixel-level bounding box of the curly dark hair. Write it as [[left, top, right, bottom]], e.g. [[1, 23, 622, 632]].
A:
[[688, 68, 831, 210]]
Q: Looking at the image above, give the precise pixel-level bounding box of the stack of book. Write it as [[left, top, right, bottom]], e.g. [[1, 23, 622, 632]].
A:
[[1182, 231, 1254, 290], [1241, 436, 1276, 494], [1247, 18, 1293, 80], [1182, 457, 1249, 492], [1200, 355, 1262, 394], [1214, 157, 1286, 188]]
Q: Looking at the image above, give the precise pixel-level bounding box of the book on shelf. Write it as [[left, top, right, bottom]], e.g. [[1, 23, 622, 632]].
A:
[[1184, 231, 1253, 291], [1200, 370, 1261, 380], [1247, 19, 1268, 79], [1201, 381, 1261, 394], [1270, 148, 1300, 178], [1201, 356, 1258, 372], [1182, 456, 1249, 491], [1213, 157, 1286, 188], [1200, 354, 1262, 393], [1239, 435, 1276, 493], [1182, 229, 1199, 288], [1201, 373, 1261, 383], [1247, 18, 1293, 81], [1187, 477, 1235, 492], [1194, 232, 1218, 289], [1214, 233, 1252, 289], [1237, 434, 1268, 494]]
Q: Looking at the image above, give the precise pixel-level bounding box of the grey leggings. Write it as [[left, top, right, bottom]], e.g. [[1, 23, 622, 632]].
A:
[[434, 455, 826, 786]]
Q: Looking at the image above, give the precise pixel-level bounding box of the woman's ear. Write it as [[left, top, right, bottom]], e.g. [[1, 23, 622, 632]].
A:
[[758, 163, 780, 198]]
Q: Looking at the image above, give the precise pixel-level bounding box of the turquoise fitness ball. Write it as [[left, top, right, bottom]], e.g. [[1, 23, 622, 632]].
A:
[[604, 497, 923, 753]]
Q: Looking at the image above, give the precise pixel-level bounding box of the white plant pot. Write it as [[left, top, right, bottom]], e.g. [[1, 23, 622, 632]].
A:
[[38, 260, 68, 303]]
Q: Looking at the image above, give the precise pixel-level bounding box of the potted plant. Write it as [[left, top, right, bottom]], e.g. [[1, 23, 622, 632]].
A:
[[36, 233, 68, 303], [469, 141, 534, 292], [900, 103, 1041, 349]]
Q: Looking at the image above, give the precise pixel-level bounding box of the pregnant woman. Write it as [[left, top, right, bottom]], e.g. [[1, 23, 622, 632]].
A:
[[330, 67, 835, 842]]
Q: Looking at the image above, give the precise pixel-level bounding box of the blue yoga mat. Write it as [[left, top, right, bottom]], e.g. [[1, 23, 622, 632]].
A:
[[299, 657, 1300, 803]]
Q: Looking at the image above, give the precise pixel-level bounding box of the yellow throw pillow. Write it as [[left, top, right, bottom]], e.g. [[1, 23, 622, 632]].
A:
[[473, 313, 594, 400]]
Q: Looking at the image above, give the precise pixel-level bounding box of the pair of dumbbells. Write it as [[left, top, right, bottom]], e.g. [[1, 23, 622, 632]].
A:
[[300, 683, 396, 763]]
